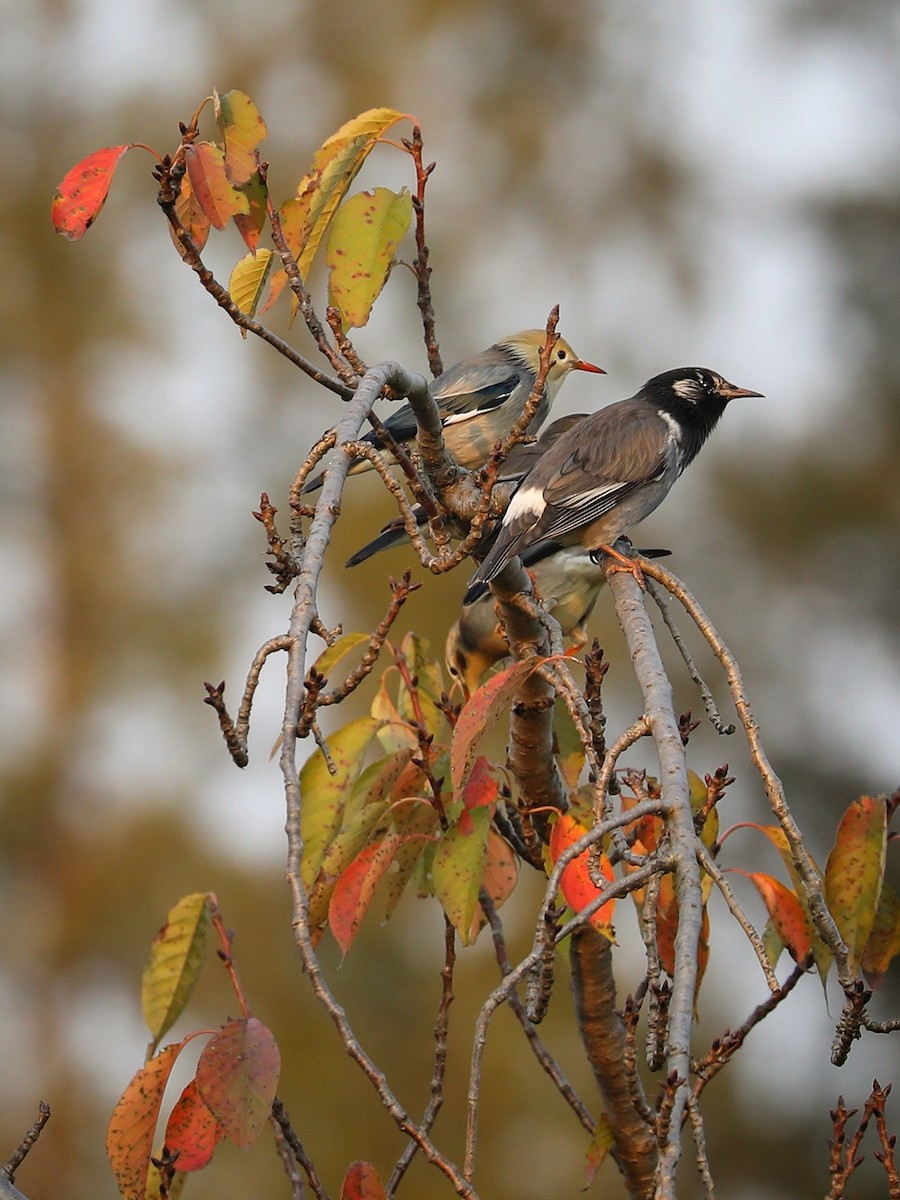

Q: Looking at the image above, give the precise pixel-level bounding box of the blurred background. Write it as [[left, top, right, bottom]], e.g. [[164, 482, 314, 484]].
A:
[[2, 1, 899, 1197]]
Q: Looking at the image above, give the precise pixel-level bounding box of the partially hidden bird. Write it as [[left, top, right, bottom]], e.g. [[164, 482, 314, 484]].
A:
[[448, 543, 670, 696], [303, 330, 604, 493], [344, 412, 588, 567], [466, 367, 763, 595]]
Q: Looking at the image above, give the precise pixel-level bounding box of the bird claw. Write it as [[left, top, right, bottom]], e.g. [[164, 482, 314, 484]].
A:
[[598, 543, 646, 589]]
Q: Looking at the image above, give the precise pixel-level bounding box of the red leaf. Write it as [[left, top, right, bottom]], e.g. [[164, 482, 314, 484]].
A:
[[106, 1039, 190, 1200], [456, 755, 500, 834], [451, 658, 543, 795], [164, 1080, 225, 1172], [341, 1161, 387, 1200], [51, 145, 132, 240], [329, 837, 398, 955], [196, 1018, 280, 1149], [549, 812, 616, 935], [184, 142, 249, 230]]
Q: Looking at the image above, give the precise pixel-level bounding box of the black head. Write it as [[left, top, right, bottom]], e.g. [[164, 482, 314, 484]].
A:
[[640, 367, 763, 465]]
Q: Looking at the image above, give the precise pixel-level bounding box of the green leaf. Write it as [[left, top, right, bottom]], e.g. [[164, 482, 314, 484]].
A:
[[383, 798, 441, 917], [299, 716, 382, 888], [327, 187, 413, 328], [141, 892, 211, 1051], [432, 807, 492, 944]]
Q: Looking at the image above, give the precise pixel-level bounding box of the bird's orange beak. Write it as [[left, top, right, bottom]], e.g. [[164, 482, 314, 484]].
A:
[[574, 359, 606, 374]]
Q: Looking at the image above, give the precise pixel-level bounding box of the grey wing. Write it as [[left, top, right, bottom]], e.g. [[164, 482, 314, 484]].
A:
[[534, 403, 672, 540]]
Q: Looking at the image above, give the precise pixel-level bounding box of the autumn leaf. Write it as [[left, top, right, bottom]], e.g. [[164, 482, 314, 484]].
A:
[[327, 187, 413, 328], [141, 892, 211, 1052], [299, 716, 382, 888], [51, 145, 135, 240], [107, 1040, 191, 1200], [341, 1161, 388, 1200], [196, 1018, 280, 1150], [329, 836, 399, 955], [312, 631, 371, 679], [228, 249, 274, 318], [214, 88, 268, 185], [825, 794, 887, 976], [383, 798, 441, 918], [184, 141, 249, 230], [733, 869, 813, 965], [234, 171, 269, 252], [861, 883, 900, 989], [549, 811, 616, 937], [163, 1080, 225, 1172], [432, 806, 493, 944], [169, 171, 211, 256], [450, 658, 543, 796]]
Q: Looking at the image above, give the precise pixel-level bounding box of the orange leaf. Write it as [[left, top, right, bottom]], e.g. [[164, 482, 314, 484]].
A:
[[164, 1080, 225, 1172], [196, 1018, 280, 1150], [341, 1161, 387, 1200], [184, 142, 249, 230], [825, 795, 887, 975], [734, 869, 813, 965], [51, 145, 132, 240], [549, 811, 615, 936], [106, 1040, 190, 1200], [329, 837, 398, 955], [170, 172, 211, 255]]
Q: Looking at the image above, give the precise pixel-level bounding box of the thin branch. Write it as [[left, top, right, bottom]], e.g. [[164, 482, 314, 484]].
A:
[[271, 1097, 331, 1200], [686, 1095, 715, 1200], [481, 894, 596, 1134], [695, 842, 781, 992], [1, 1103, 50, 1182], [203, 636, 293, 767], [605, 564, 704, 1199], [388, 919, 457, 1194], [645, 579, 734, 735], [403, 125, 442, 376], [639, 558, 850, 985], [154, 156, 353, 399], [279, 364, 477, 1199]]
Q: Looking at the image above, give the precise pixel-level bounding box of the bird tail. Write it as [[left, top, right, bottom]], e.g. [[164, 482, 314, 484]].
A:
[[463, 530, 522, 603], [345, 517, 410, 567]]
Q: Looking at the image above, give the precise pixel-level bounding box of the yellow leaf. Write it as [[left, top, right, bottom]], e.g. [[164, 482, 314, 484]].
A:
[[292, 107, 409, 280], [228, 248, 274, 319], [214, 88, 268, 185], [327, 187, 413, 328], [141, 892, 211, 1051], [825, 795, 888, 976]]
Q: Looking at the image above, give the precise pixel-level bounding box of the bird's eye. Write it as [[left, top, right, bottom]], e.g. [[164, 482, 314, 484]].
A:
[[556, 349, 567, 361]]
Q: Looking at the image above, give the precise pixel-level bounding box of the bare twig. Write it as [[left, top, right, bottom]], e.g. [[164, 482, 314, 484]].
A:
[[155, 156, 353, 399], [203, 636, 293, 767], [271, 1097, 331, 1200], [388, 920, 457, 1193], [1, 1103, 50, 1183], [403, 125, 443, 376], [695, 842, 781, 992], [639, 559, 850, 987], [605, 564, 704, 1198]]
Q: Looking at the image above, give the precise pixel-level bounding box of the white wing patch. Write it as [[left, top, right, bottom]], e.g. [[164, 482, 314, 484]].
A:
[[505, 484, 545, 524]]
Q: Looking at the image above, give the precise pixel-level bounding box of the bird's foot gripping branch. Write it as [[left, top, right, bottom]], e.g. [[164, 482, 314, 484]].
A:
[[54, 92, 900, 1200]]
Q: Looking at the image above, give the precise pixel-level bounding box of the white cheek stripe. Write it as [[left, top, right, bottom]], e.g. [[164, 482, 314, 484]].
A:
[[505, 484, 544, 523]]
